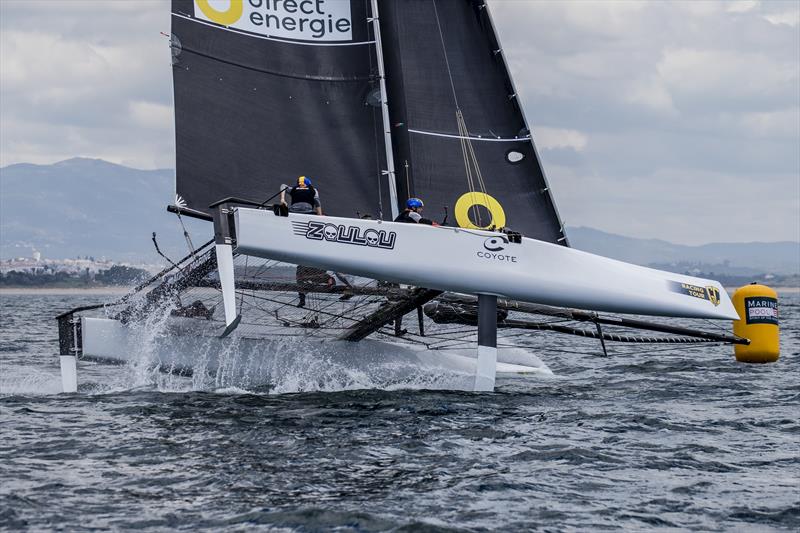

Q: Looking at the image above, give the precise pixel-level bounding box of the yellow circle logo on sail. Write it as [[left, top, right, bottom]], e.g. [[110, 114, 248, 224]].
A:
[[454, 192, 507, 230], [196, 0, 243, 26]]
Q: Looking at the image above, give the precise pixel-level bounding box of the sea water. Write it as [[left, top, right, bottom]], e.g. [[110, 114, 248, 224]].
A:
[[1, 292, 798, 531]]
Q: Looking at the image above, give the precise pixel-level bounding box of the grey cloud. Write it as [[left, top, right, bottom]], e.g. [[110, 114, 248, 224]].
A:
[[551, 165, 799, 245], [0, 0, 174, 168], [0, 0, 797, 244], [492, 0, 799, 242]]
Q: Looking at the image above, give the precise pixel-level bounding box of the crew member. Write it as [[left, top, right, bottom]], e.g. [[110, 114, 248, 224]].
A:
[[395, 198, 434, 225], [296, 265, 334, 308], [281, 176, 322, 215], [281, 176, 324, 305]]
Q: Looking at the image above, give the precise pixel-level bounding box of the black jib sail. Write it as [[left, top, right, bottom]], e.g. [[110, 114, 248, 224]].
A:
[[171, 0, 392, 218], [378, 0, 567, 244]]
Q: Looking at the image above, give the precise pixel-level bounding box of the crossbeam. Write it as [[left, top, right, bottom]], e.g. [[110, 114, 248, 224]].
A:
[[194, 278, 410, 299], [338, 288, 443, 342]]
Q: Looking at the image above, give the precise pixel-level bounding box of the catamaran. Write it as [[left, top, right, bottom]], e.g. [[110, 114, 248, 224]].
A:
[[56, 0, 752, 394]]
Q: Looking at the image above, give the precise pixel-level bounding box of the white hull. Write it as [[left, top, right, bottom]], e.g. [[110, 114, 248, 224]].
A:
[[233, 208, 738, 320], [79, 318, 550, 393]]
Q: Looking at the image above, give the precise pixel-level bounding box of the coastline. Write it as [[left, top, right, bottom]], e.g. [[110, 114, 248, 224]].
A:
[[0, 287, 131, 296], [727, 286, 799, 294]]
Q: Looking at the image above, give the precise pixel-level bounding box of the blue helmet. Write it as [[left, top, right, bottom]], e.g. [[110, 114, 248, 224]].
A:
[[297, 176, 312, 187], [406, 197, 424, 209]]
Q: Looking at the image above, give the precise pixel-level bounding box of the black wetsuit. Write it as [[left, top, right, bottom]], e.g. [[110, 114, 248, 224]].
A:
[[288, 185, 320, 213], [287, 185, 326, 306], [394, 209, 434, 225]]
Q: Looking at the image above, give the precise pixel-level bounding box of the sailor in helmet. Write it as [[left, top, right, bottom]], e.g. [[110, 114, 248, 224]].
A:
[[281, 176, 322, 215], [395, 197, 434, 225], [280, 176, 330, 306]]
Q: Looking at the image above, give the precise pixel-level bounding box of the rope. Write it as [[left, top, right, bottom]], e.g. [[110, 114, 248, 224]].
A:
[[239, 255, 248, 309], [431, 0, 494, 228], [457, 111, 480, 226], [176, 212, 196, 257], [457, 110, 491, 227], [431, 0, 460, 110]]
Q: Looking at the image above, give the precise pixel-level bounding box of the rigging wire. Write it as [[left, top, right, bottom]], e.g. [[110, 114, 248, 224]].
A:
[[432, 0, 493, 228], [151, 232, 181, 271], [431, 0, 460, 111], [175, 211, 196, 257], [596, 342, 726, 358], [457, 110, 491, 227], [701, 317, 741, 337], [239, 255, 249, 310], [242, 290, 368, 326]]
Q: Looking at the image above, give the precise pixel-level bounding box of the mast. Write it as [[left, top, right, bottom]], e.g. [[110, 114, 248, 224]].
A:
[[370, 0, 400, 220]]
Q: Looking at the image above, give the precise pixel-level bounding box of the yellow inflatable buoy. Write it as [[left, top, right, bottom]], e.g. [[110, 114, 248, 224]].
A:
[[732, 283, 780, 363]]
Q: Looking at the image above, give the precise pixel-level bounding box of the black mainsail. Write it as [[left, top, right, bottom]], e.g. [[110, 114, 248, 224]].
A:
[[379, 0, 567, 243], [171, 0, 392, 218]]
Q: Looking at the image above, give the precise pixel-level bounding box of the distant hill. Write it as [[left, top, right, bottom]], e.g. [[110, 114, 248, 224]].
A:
[[1, 158, 798, 274], [0, 158, 205, 262], [567, 227, 799, 275]]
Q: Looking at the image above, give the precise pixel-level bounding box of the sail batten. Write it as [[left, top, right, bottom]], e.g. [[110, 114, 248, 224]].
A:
[[409, 129, 532, 142], [175, 43, 375, 82]]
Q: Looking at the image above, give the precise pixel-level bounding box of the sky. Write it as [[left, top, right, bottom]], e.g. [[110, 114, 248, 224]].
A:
[[0, 0, 798, 245]]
